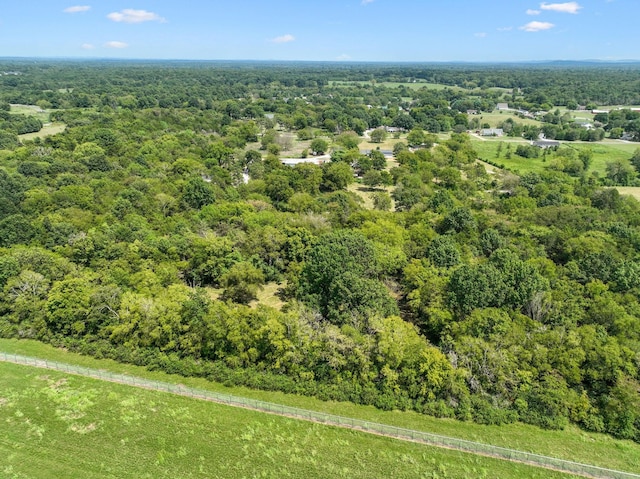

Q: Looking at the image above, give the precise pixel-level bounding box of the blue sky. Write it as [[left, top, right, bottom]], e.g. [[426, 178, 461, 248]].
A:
[[0, 1, 637, 61]]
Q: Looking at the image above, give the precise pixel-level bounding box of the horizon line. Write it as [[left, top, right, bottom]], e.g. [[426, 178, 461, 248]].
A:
[[1, 56, 640, 65]]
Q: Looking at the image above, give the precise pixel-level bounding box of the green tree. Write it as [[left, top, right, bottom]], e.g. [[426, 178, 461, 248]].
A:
[[372, 191, 392, 211], [73, 142, 111, 172], [369, 149, 387, 170], [427, 236, 461, 268], [321, 161, 354, 192], [335, 132, 361, 150], [220, 262, 265, 304], [362, 169, 382, 188], [310, 138, 329, 155], [605, 160, 635, 186], [369, 128, 387, 143], [406, 128, 427, 147], [182, 177, 216, 209]]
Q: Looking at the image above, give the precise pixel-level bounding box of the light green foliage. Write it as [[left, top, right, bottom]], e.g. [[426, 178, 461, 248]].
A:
[[310, 137, 329, 155], [369, 128, 387, 143], [220, 262, 265, 304], [0, 361, 579, 479], [321, 161, 354, 191]]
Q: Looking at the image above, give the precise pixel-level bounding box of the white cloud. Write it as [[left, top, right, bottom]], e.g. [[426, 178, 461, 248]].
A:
[[520, 21, 555, 32], [475, 32, 487, 38], [540, 2, 582, 13], [336, 54, 351, 60], [105, 41, 128, 49], [64, 5, 90, 13], [271, 34, 295, 44], [107, 9, 166, 23], [361, 0, 374, 4], [497, 26, 513, 31], [81, 43, 95, 50], [527, 9, 541, 15]]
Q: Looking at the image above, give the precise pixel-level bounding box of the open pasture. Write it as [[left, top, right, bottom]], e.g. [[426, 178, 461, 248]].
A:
[[471, 137, 638, 178], [1, 339, 639, 476], [9, 104, 50, 122], [0, 360, 579, 479], [18, 122, 66, 141]]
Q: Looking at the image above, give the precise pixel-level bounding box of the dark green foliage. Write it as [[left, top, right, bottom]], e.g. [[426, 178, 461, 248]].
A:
[[297, 230, 397, 324], [182, 177, 216, 209], [427, 236, 461, 268], [440, 207, 477, 234], [448, 264, 506, 315], [515, 145, 540, 159], [220, 262, 265, 304], [0, 215, 35, 246]]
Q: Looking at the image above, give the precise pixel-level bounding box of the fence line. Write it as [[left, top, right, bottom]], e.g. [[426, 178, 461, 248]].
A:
[[1, 352, 638, 479]]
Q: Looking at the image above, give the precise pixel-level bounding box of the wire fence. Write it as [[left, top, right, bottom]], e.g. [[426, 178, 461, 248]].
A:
[[1, 351, 638, 479]]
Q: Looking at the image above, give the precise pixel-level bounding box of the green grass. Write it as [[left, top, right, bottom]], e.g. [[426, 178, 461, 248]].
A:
[[0, 361, 578, 479], [1, 338, 639, 475], [18, 122, 66, 141], [9, 104, 51, 122], [474, 111, 541, 128], [471, 137, 639, 177], [611, 186, 640, 200]]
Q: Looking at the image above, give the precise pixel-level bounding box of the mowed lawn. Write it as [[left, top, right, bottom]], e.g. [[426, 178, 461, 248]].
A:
[[0, 361, 579, 479], [1, 339, 640, 475], [471, 137, 638, 177]]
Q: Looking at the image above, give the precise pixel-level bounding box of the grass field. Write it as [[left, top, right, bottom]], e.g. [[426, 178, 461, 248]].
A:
[[1, 338, 639, 476], [471, 137, 638, 177], [18, 122, 66, 141], [473, 111, 540, 128], [9, 104, 50, 122], [347, 183, 395, 210], [611, 186, 640, 200], [0, 360, 580, 479]]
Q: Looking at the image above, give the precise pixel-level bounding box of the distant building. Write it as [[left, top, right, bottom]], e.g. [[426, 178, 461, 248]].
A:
[[466, 109, 479, 115], [574, 119, 594, 129], [532, 140, 560, 148], [496, 103, 509, 111], [480, 128, 504, 137], [361, 149, 393, 157], [280, 156, 329, 167]]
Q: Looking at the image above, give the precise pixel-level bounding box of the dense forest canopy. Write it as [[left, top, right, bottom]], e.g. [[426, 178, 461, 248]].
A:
[[1, 60, 639, 442]]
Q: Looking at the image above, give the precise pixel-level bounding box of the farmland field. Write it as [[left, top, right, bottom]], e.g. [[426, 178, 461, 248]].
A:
[[0, 360, 580, 479], [1, 339, 639, 476]]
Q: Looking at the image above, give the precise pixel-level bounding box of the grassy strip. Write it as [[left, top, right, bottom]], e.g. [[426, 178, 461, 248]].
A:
[[1, 338, 639, 474], [0, 361, 577, 479]]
